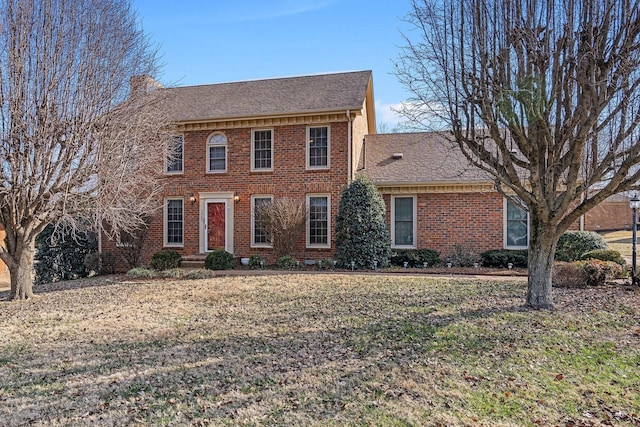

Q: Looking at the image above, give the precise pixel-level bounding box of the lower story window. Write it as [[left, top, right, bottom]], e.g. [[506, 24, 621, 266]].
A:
[[392, 195, 416, 248], [165, 198, 184, 246], [505, 198, 529, 248], [308, 195, 330, 247], [252, 196, 273, 247]]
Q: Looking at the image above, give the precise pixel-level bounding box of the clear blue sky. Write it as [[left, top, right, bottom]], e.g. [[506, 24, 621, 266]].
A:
[[132, 0, 415, 127]]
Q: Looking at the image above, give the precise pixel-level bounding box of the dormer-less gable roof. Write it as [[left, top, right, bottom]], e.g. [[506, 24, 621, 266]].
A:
[[363, 132, 492, 187], [165, 70, 374, 125]]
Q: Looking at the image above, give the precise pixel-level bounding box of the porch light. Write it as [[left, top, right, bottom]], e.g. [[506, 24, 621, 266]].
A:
[[188, 192, 196, 204], [630, 194, 639, 286], [233, 191, 240, 202]]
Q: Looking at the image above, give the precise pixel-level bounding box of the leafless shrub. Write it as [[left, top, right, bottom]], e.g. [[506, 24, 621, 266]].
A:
[[256, 198, 307, 257]]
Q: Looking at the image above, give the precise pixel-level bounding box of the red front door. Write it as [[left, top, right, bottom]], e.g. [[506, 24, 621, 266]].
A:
[[207, 202, 226, 251]]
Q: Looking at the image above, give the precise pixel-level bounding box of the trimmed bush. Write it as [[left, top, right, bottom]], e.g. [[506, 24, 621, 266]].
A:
[[480, 249, 528, 268], [390, 249, 440, 267], [580, 249, 626, 266], [553, 259, 626, 287], [204, 250, 235, 270], [150, 250, 182, 271], [100, 251, 117, 274], [248, 254, 266, 269], [35, 224, 97, 285], [84, 252, 101, 274], [186, 269, 217, 279], [555, 231, 607, 262], [552, 262, 588, 288], [277, 255, 299, 270], [444, 244, 478, 267], [126, 267, 157, 279], [334, 175, 391, 269]]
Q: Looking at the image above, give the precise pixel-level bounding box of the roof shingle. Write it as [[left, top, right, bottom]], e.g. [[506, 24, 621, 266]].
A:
[[363, 132, 492, 185], [164, 70, 373, 122]]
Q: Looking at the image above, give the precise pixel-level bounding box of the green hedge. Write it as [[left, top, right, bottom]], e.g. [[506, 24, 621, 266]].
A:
[[480, 249, 528, 268], [204, 250, 234, 270], [555, 231, 607, 262], [150, 250, 182, 271], [390, 249, 440, 267]]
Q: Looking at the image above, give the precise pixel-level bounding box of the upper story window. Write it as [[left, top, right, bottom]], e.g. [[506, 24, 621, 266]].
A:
[[207, 133, 227, 173], [391, 195, 417, 248], [307, 125, 330, 169], [166, 135, 183, 174], [505, 198, 529, 249], [252, 129, 273, 171]]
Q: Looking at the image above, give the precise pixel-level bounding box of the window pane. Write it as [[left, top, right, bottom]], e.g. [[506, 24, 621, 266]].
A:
[[309, 127, 328, 167], [167, 136, 183, 172], [209, 146, 226, 171], [309, 196, 328, 245], [254, 130, 272, 169], [506, 199, 528, 247], [394, 197, 414, 246], [166, 199, 183, 244], [253, 197, 271, 245]]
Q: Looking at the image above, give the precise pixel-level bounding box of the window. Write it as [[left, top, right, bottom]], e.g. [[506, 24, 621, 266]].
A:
[[307, 125, 330, 169], [252, 129, 273, 171], [207, 133, 227, 173], [165, 198, 184, 246], [505, 198, 529, 248], [307, 195, 330, 247], [392, 195, 416, 248], [251, 195, 273, 247], [166, 135, 183, 174]]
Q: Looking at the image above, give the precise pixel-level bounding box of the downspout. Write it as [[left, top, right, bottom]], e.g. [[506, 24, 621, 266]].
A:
[[346, 110, 353, 182], [362, 137, 366, 170]]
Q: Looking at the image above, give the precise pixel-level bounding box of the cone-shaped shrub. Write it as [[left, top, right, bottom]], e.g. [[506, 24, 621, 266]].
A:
[[335, 175, 391, 269]]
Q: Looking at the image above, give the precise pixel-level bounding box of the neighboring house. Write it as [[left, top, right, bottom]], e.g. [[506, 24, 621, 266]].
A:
[[102, 71, 376, 264], [101, 70, 629, 267]]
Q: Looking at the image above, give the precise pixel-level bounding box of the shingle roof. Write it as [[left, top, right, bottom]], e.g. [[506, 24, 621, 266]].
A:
[[363, 132, 492, 185], [164, 71, 373, 122]]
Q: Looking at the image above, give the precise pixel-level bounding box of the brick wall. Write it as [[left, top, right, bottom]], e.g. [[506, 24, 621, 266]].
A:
[[382, 191, 505, 258], [102, 122, 354, 266], [584, 200, 631, 231]]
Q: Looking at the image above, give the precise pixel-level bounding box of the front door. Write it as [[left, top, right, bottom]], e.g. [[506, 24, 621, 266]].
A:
[[207, 202, 226, 251]]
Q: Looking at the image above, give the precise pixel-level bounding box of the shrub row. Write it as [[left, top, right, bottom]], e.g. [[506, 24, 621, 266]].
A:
[[552, 259, 627, 287], [390, 249, 440, 267]]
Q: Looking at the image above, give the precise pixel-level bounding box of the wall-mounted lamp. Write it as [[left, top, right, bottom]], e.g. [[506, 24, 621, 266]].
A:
[[188, 192, 196, 204], [233, 191, 240, 202]]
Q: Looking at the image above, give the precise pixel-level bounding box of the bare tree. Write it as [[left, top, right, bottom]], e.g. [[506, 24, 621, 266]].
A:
[[256, 198, 308, 257], [395, 0, 640, 308], [0, 0, 173, 300]]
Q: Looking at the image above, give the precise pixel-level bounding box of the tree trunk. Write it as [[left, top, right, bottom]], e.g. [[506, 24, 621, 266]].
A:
[[8, 240, 36, 300], [526, 216, 557, 309]]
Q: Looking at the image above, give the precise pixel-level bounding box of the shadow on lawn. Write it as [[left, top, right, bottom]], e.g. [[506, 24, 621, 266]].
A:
[[0, 296, 527, 425]]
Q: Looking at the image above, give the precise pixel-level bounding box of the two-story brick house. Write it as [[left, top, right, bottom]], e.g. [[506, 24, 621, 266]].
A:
[[103, 71, 375, 264], [101, 70, 623, 267]]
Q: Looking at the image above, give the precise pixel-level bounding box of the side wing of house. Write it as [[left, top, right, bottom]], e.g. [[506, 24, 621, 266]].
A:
[[362, 132, 532, 257]]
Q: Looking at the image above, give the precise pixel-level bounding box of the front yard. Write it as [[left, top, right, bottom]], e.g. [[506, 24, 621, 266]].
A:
[[1, 274, 638, 426]]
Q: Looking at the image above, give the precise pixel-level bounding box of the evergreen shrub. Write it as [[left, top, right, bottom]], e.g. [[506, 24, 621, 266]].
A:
[[150, 250, 182, 271], [480, 249, 528, 268], [35, 224, 97, 285], [204, 250, 234, 270], [555, 231, 607, 262], [334, 175, 391, 269]]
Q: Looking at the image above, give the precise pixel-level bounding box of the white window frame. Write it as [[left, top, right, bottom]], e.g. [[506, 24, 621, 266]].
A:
[[251, 195, 273, 248], [164, 197, 184, 247], [391, 195, 417, 249], [307, 194, 331, 248], [206, 132, 227, 173], [504, 197, 529, 249], [306, 125, 331, 170], [251, 129, 274, 172], [165, 134, 184, 175]]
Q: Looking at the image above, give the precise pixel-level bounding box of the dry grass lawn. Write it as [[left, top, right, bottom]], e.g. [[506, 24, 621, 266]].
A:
[[0, 274, 639, 426]]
